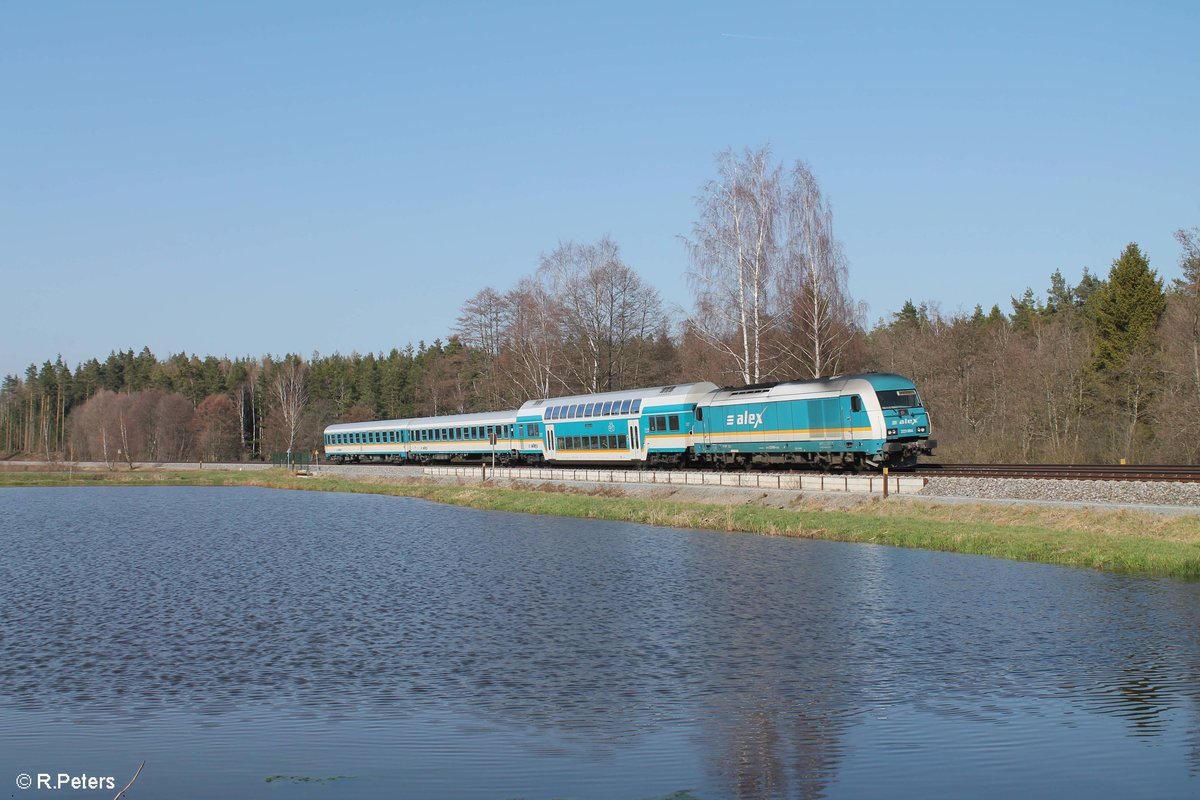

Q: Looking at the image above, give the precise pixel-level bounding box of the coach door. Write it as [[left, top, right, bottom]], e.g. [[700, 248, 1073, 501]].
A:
[[545, 425, 556, 457], [628, 421, 643, 457]]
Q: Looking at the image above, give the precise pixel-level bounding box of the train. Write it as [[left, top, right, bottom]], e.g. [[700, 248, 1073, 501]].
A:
[[322, 372, 935, 471]]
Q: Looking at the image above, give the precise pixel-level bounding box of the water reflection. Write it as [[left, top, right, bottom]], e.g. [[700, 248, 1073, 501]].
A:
[[1, 487, 1199, 798]]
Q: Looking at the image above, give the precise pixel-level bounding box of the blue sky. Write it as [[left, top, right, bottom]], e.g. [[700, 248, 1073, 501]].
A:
[[2, 0, 1197, 379]]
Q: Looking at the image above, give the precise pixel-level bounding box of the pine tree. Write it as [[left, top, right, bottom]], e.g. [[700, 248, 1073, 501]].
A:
[[1088, 243, 1165, 460], [1091, 243, 1165, 373]]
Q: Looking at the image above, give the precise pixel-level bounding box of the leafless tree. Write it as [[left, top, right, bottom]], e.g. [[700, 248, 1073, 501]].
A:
[[503, 275, 567, 399], [455, 287, 509, 358], [684, 146, 859, 384], [540, 237, 665, 392], [192, 394, 240, 462], [773, 162, 861, 378], [684, 146, 780, 385], [272, 356, 308, 459]]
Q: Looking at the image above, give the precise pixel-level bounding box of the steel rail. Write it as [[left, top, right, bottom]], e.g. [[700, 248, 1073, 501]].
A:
[[913, 464, 1200, 482]]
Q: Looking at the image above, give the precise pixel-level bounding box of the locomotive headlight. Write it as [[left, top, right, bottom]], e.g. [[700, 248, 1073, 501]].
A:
[[886, 428, 898, 436], [917, 426, 927, 433]]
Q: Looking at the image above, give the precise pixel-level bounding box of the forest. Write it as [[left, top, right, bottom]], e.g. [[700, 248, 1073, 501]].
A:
[[4, 148, 1198, 465]]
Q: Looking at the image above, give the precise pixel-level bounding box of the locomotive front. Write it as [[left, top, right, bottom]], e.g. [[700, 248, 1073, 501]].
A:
[[869, 376, 936, 467]]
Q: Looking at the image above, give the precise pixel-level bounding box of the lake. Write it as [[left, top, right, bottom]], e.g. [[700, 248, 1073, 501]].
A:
[[2, 486, 1198, 799]]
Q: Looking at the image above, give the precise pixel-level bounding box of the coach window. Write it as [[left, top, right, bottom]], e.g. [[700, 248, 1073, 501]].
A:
[[618, 434, 627, 448], [669, 416, 680, 432], [851, 395, 863, 413], [655, 415, 667, 431], [631, 400, 641, 413], [583, 403, 593, 416]]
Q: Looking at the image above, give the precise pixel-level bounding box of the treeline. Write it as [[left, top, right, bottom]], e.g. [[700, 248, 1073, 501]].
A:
[[2, 147, 1196, 465], [2, 235, 1194, 465]]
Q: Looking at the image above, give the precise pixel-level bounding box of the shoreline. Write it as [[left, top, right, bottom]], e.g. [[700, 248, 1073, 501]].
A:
[[2, 467, 1199, 580]]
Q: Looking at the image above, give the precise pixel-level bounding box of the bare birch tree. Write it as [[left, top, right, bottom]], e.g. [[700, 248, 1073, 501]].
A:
[[774, 161, 860, 378], [272, 356, 308, 459], [684, 146, 859, 384], [684, 146, 780, 385]]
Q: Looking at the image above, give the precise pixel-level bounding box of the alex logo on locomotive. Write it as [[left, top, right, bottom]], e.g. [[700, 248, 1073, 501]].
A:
[[726, 409, 767, 429]]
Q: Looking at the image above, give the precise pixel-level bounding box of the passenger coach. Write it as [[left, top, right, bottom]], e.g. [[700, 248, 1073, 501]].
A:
[[518, 382, 719, 466]]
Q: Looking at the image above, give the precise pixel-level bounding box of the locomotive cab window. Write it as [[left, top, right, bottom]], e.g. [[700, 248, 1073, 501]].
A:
[[876, 388, 921, 409]]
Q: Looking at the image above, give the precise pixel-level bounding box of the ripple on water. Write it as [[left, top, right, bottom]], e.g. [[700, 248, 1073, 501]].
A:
[[2, 486, 1199, 799]]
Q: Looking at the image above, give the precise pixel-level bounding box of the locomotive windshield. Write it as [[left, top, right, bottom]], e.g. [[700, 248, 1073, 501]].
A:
[[876, 388, 922, 409]]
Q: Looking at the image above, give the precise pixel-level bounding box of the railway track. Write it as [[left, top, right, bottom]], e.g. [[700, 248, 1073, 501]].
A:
[[914, 463, 1200, 483]]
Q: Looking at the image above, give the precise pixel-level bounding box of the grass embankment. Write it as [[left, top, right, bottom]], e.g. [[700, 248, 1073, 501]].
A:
[[3, 467, 1199, 579]]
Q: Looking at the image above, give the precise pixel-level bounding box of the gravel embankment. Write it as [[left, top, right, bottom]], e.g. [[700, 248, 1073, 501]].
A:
[[918, 477, 1200, 507]]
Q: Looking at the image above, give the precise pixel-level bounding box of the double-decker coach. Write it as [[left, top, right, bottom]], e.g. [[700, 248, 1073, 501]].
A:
[[519, 382, 718, 466]]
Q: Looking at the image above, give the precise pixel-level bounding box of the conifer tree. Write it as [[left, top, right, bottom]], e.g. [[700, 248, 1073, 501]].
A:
[[1088, 243, 1165, 460], [1090, 243, 1165, 373]]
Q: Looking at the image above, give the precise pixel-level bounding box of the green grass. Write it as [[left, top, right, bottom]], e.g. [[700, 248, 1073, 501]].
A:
[[3, 466, 1199, 579]]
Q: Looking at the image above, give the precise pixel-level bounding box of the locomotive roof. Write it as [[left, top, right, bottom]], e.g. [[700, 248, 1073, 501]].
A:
[[709, 372, 918, 401]]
